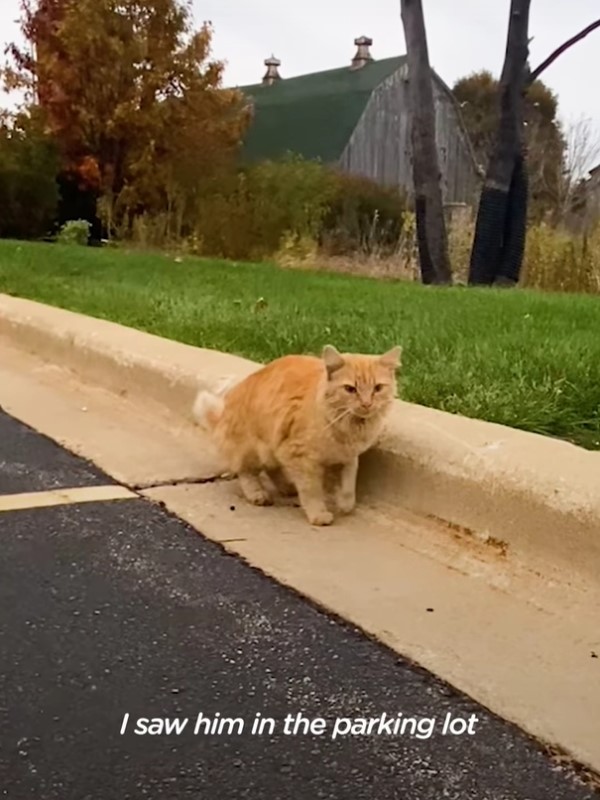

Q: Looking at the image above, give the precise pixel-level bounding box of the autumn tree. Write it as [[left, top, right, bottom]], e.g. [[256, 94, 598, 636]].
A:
[[453, 70, 565, 219], [4, 0, 250, 235]]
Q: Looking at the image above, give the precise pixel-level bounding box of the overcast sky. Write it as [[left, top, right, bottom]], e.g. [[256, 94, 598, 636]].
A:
[[2, 0, 599, 141]]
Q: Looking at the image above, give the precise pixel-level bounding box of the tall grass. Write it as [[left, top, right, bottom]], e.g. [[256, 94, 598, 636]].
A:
[[308, 211, 600, 295], [523, 223, 600, 294]]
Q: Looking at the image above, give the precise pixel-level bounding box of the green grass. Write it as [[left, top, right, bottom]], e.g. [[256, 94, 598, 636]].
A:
[[1, 239, 599, 450]]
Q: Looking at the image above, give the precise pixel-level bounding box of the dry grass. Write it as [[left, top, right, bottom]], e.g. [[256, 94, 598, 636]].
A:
[[276, 210, 600, 295], [275, 211, 419, 281], [294, 253, 417, 281], [523, 223, 600, 294]]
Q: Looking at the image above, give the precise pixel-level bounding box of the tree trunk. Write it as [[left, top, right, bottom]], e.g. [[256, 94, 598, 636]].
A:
[[400, 0, 452, 285], [468, 0, 531, 286]]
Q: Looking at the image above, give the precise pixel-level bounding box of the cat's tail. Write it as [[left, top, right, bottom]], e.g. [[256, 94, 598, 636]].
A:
[[192, 376, 236, 433], [192, 391, 223, 433]]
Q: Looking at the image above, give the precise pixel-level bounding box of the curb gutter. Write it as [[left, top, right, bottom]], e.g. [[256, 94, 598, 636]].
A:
[[1, 293, 598, 583]]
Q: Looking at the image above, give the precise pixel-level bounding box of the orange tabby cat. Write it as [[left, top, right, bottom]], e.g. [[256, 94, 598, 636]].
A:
[[194, 345, 401, 526]]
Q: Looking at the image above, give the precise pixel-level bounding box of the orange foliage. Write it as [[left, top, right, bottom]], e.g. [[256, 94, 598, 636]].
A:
[[74, 155, 101, 190], [4, 0, 250, 208]]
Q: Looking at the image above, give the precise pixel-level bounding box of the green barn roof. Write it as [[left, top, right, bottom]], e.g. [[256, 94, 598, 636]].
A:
[[240, 56, 406, 163]]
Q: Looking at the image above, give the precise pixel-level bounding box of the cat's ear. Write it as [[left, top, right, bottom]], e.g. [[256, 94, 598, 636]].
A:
[[322, 344, 345, 376], [379, 346, 402, 370]]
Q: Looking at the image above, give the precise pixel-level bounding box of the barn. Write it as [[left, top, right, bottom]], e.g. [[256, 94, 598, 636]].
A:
[[240, 37, 481, 205]]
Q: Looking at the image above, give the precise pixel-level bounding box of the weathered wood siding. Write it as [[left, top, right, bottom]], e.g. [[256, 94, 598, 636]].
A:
[[339, 64, 481, 204]]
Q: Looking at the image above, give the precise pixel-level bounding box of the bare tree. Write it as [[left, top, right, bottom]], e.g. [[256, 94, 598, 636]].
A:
[[400, 0, 451, 285], [468, 0, 531, 286], [468, 11, 600, 285], [399, 0, 599, 287], [524, 114, 600, 227], [558, 117, 600, 227]]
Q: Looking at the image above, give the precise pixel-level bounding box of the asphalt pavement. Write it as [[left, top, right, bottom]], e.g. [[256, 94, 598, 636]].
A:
[[0, 407, 597, 799]]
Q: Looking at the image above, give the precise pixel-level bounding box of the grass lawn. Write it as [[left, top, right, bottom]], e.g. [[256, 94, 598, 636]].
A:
[[0, 239, 599, 450]]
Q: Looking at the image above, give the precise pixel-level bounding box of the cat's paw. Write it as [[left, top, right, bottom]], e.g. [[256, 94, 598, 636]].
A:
[[246, 488, 274, 506], [336, 493, 356, 515], [306, 509, 334, 526]]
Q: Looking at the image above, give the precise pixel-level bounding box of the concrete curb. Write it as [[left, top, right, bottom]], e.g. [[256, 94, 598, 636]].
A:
[[1, 293, 599, 583]]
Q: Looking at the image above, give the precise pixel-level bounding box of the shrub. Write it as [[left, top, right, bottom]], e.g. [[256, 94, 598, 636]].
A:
[[192, 156, 335, 260], [57, 219, 91, 246], [189, 155, 408, 261], [118, 154, 409, 261], [0, 109, 59, 240], [321, 172, 407, 255]]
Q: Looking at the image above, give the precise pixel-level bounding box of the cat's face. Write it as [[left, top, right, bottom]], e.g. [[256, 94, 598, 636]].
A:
[[322, 345, 401, 420]]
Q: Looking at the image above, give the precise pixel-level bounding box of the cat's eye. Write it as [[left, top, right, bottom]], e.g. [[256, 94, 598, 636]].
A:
[[374, 384, 385, 392], [344, 384, 357, 393]]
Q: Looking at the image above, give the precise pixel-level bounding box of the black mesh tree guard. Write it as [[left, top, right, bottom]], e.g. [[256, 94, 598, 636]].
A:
[[467, 186, 509, 285], [496, 152, 529, 285]]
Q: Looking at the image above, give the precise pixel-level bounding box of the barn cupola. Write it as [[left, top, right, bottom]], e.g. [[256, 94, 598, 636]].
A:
[[350, 36, 373, 70], [262, 55, 282, 85]]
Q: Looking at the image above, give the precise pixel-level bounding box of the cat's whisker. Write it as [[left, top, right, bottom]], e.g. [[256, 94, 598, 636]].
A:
[[325, 408, 352, 430]]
